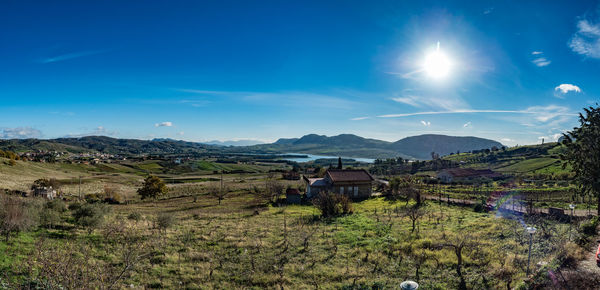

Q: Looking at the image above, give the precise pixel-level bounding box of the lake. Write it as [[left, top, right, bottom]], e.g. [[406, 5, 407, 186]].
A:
[[280, 153, 375, 163]]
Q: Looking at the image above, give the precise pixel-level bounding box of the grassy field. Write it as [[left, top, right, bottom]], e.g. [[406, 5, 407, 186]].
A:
[[1, 190, 580, 289]]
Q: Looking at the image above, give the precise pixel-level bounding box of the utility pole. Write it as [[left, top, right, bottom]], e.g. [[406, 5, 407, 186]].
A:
[[78, 175, 82, 200], [569, 204, 575, 241], [526, 226, 536, 275]]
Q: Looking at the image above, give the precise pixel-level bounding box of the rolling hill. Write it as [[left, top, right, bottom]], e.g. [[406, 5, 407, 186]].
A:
[[389, 134, 503, 160], [0, 134, 504, 160]]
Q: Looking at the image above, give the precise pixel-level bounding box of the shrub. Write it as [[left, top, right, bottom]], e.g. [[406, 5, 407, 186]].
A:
[[40, 200, 67, 229], [555, 241, 585, 269], [156, 213, 175, 232], [580, 216, 599, 236], [72, 203, 111, 234], [47, 199, 67, 212], [104, 192, 123, 204], [128, 211, 142, 222], [312, 192, 353, 218], [473, 199, 488, 213], [0, 195, 40, 241]]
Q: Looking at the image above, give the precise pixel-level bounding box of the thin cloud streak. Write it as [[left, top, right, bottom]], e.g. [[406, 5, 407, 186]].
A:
[[40, 50, 106, 63], [378, 109, 537, 118]]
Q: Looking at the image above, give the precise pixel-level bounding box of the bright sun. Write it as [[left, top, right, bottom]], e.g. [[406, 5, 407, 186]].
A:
[[424, 42, 451, 79]]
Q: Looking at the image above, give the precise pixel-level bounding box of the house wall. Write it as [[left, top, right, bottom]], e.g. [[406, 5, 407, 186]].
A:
[[437, 172, 453, 183], [332, 182, 372, 198]]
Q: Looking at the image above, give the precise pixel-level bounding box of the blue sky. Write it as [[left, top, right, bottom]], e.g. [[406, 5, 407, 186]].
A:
[[1, 0, 599, 145]]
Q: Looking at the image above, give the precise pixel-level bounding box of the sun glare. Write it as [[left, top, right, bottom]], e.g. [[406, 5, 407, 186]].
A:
[[424, 42, 451, 79]]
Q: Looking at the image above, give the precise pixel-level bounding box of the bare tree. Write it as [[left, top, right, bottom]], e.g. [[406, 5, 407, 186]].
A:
[[0, 195, 39, 241], [207, 184, 229, 205], [264, 173, 285, 205], [21, 224, 157, 289], [402, 204, 427, 233], [437, 231, 480, 290]]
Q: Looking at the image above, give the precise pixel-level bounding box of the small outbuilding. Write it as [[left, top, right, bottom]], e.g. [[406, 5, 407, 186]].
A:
[[437, 168, 501, 183], [285, 188, 302, 204], [33, 186, 57, 200]]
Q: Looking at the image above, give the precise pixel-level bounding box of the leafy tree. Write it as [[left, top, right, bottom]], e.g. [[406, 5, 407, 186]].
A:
[[137, 175, 167, 200], [337, 157, 342, 169], [562, 105, 600, 215]]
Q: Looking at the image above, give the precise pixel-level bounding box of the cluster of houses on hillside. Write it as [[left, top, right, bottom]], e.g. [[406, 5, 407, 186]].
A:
[[18, 151, 124, 164]]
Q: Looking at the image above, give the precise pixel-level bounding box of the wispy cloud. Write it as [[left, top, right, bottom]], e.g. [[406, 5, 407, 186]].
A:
[[0, 127, 42, 139], [532, 57, 551, 67], [64, 126, 118, 138], [569, 16, 600, 58], [420, 120, 431, 127], [351, 117, 370, 121], [175, 89, 360, 110], [376, 106, 577, 125], [155, 122, 173, 127], [39, 50, 106, 64], [391, 92, 469, 111], [530, 51, 551, 67]]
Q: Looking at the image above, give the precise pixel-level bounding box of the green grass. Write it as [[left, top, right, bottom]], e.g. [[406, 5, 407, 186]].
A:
[[496, 157, 560, 173]]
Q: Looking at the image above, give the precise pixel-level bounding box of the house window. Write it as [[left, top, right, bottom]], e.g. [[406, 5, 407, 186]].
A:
[[353, 186, 358, 197], [340, 187, 344, 194]]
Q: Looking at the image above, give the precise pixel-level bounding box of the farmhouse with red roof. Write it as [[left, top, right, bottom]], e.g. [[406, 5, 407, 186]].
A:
[[303, 169, 374, 199]]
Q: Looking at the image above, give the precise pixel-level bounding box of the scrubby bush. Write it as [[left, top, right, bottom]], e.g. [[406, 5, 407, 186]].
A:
[[104, 184, 124, 204], [312, 192, 353, 218], [555, 241, 585, 269], [473, 199, 488, 213], [40, 199, 67, 229], [156, 213, 175, 233], [580, 216, 599, 236], [0, 195, 40, 241], [128, 211, 142, 222], [72, 203, 111, 234]]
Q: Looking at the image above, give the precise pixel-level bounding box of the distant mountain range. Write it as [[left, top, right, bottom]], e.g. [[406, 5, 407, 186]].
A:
[[204, 140, 266, 146], [0, 134, 503, 160], [262, 134, 503, 160]]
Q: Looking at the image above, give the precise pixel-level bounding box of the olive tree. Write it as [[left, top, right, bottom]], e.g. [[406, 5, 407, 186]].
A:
[[137, 175, 167, 200]]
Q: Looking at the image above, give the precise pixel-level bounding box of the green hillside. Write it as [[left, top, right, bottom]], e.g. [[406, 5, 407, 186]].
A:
[[443, 142, 571, 176]]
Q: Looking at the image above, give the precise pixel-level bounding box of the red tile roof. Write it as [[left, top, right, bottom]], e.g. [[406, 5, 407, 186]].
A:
[[326, 169, 374, 183]]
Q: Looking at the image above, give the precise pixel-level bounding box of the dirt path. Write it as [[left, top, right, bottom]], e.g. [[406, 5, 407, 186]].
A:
[[551, 240, 600, 289], [578, 242, 600, 276]]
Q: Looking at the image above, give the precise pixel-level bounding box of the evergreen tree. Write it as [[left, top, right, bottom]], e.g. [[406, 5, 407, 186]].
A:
[[562, 105, 600, 215]]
